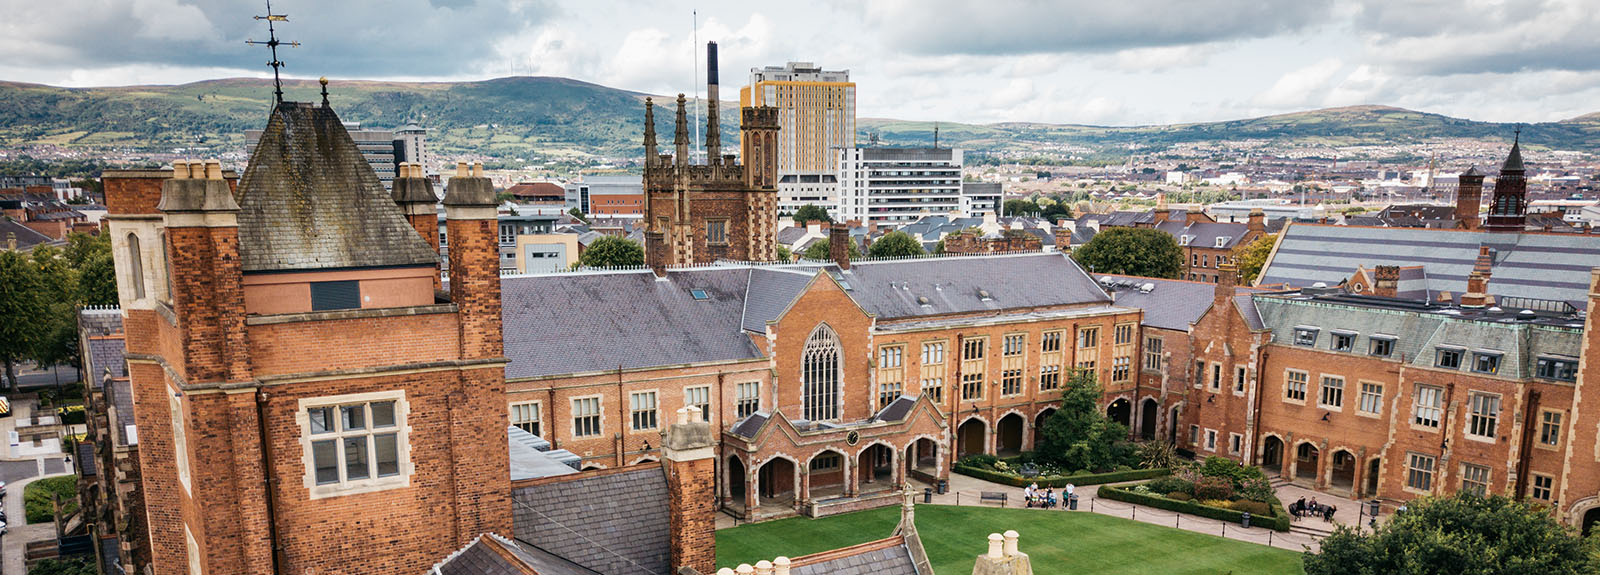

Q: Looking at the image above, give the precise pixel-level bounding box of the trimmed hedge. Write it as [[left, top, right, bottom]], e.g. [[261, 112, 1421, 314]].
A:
[[1099, 485, 1292, 532], [953, 464, 1169, 488]]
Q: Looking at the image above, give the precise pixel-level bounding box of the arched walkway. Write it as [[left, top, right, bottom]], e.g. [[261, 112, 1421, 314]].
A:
[[758, 457, 797, 508], [1167, 406, 1181, 444], [1365, 458, 1381, 496], [957, 418, 987, 458], [1583, 508, 1600, 538], [857, 444, 896, 494], [1107, 398, 1131, 428], [996, 413, 1025, 456], [1139, 398, 1158, 440], [905, 438, 939, 482], [1330, 450, 1356, 493], [1294, 443, 1320, 482], [727, 455, 747, 502], [1260, 436, 1284, 474], [1033, 408, 1056, 447], [806, 449, 848, 500]]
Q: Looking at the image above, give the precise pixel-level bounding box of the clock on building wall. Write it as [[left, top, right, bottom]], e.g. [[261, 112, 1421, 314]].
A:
[[846, 431, 860, 446]]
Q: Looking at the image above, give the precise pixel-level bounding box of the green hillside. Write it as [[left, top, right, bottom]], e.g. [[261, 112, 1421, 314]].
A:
[[2, 77, 1596, 164]]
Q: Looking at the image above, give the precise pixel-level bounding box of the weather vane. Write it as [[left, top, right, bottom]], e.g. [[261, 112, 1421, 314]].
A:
[[246, 0, 299, 103]]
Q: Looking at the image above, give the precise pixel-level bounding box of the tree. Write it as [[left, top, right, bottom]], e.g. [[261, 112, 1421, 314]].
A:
[[1232, 233, 1277, 285], [577, 236, 644, 268], [1304, 493, 1600, 575], [1036, 371, 1130, 473], [1003, 199, 1039, 216], [801, 238, 860, 261], [567, 207, 590, 224], [0, 250, 46, 391], [1070, 227, 1182, 279], [867, 231, 925, 258], [776, 245, 793, 262], [64, 233, 115, 306], [792, 204, 832, 226]]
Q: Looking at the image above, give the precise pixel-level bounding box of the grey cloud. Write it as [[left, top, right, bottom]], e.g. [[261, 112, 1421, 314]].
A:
[[862, 0, 1336, 56], [0, 0, 557, 79], [1351, 0, 1600, 75]]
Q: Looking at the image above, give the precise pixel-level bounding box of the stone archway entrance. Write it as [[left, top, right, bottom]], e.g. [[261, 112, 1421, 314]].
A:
[[1295, 443, 1320, 482], [857, 444, 896, 494], [906, 438, 939, 482], [996, 413, 1025, 456], [1107, 398, 1131, 428], [957, 418, 987, 458], [1260, 436, 1284, 474], [758, 458, 797, 507], [1139, 398, 1158, 440], [1033, 408, 1056, 447], [1168, 406, 1181, 443], [806, 450, 848, 500], [727, 455, 747, 502], [1583, 507, 1600, 538], [1330, 450, 1356, 494]]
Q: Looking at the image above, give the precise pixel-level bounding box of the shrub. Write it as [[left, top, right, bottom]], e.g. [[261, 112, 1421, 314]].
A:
[[25, 475, 79, 523], [1166, 492, 1193, 501], [952, 464, 1168, 488], [1136, 440, 1180, 470], [1100, 485, 1290, 532], [1237, 476, 1276, 503], [1193, 476, 1235, 501], [1233, 499, 1272, 516], [1199, 499, 1234, 509], [1145, 476, 1194, 495], [959, 454, 999, 469]]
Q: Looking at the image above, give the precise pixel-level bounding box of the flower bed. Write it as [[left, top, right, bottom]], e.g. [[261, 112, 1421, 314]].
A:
[[1099, 484, 1292, 532], [953, 462, 1168, 488]]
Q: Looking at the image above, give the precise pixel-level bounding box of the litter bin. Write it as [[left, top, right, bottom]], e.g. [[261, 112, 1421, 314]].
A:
[[924, 487, 933, 504], [1241, 512, 1251, 529], [1068, 494, 1079, 510], [937, 479, 948, 495]]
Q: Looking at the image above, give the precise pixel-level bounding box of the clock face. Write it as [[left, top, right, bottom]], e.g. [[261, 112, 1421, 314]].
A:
[[847, 430, 860, 446]]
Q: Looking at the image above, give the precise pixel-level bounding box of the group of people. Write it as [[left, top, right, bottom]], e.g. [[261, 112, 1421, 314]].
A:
[[1023, 482, 1074, 509], [1291, 496, 1337, 521]]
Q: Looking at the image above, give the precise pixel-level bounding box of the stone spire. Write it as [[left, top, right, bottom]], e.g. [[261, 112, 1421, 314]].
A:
[[674, 93, 689, 168], [1486, 129, 1527, 233], [643, 97, 658, 168]]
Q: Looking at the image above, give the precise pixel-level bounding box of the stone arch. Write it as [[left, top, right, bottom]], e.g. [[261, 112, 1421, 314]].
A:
[[125, 232, 145, 300], [904, 433, 941, 480], [856, 440, 898, 493], [805, 448, 850, 498], [1568, 497, 1600, 535], [1106, 397, 1132, 428], [755, 454, 800, 507], [956, 416, 989, 458], [726, 453, 748, 502], [1033, 407, 1057, 447], [629, 455, 660, 466], [801, 323, 842, 422], [1327, 447, 1358, 494], [995, 412, 1026, 456], [580, 462, 607, 471], [1138, 396, 1159, 440], [1258, 433, 1286, 474], [1293, 441, 1320, 482]]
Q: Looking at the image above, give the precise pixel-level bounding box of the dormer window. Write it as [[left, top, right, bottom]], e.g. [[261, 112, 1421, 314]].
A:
[[1293, 327, 1319, 347], [978, 289, 993, 302], [1472, 351, 1502, 375], [1179, 235, 1193, 246], [1369, 336, 1396, 357], [1330, 331, 1356, 352], [1436, 347, 1464, 369], [1215, 236, 1229, 248]]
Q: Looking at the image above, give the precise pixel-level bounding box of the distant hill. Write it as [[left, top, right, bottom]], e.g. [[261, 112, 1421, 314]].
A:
[[1, 77, 1596, 164]]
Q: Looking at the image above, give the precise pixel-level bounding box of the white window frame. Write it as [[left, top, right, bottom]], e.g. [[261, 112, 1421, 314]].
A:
[[1538, 409, 1563, 449], [572, 395, 603, 438], [510, 400, 542, 437], [1357, 381, 1383, 417], [1413, 384, 1443, 430], [630, 390, 659, 431], [1319, 375, 1345, 410], [685, 385, 712, 422], [1465, 392, 1500, 441], [735, 381, 761, 419], [1284, 369, 1308, 404], [1205, 429, 1218, 452], [297, 390, 412, 499]]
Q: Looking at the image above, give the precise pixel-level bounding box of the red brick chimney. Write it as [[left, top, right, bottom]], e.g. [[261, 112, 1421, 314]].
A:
[[830, 226, 851, 270], [443, 161, 503, 361], [662, 406, 716, 574], [1373, 265, 1400, 298], [1053, 226, 1072, 252], [1456, 167, 1483, 230], [1216, 262, 1238, 303], [392, 162, 442, 292], [646, 230, 667, 277], [158, 159, 251, 383], [1246, 208, 1265, 234]]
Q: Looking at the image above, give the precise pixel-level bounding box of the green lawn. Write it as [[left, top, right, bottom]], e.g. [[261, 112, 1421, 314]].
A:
[[717, 505, 1305, 575]]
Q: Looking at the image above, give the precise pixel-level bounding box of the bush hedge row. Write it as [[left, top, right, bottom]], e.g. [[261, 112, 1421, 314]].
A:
[[1098, 485, 1292, 532], [952, 464, 1168, 488]]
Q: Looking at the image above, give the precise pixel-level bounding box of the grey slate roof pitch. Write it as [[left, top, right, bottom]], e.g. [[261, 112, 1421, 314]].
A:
[[501, 268, 762, 379], [109, 379, 136, 446], [235, 102, 439, 272], [1158, 220, 1251, 249], [1259, 223, 1600, 307], [790, 542, 921, 575], [1102, 275, 1263, 331], [511, 467, 671, 575], [741, 268, 815, 333], [829, 253, 1110, 320], [432, 533, 598, 575], [0, 218, 55, 250], [87, 338, 127, 381]]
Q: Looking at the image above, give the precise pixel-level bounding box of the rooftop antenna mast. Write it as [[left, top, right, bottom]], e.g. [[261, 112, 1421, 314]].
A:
[[246, 0, 298, 104]]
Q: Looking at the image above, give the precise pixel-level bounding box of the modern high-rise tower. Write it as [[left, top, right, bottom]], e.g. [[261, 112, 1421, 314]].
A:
[[740, 62, 855, 216]]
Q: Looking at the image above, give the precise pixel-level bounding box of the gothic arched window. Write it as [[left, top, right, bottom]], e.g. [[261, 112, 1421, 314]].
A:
[[126, 233, 145, 300], [802, 324, 841, 422]]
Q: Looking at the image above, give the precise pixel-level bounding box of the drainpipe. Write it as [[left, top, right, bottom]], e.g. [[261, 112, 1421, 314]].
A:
[[1513, 389, 1541, 501], [255, 391, 283, 574]]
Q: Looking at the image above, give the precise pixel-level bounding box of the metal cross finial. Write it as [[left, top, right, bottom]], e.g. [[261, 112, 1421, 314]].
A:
[[246, 0, 299, 104]]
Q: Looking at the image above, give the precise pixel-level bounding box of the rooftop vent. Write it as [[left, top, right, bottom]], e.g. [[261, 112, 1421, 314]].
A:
[[1312, 282, 1328, 288], [918, 296, 931, 306], [978, 289, 993, 302], [1139, 283, 1155, 293]]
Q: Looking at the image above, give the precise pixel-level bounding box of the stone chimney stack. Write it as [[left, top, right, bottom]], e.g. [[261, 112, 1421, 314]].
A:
[[971, 530, 1033, 575], [1053, 226, 1072, 252], [443, 161, 503, 361], [643, 98, 658, 168], [1247, 208, 1265, 234], [1373, 265, 1400, 298], [1216, 262, 1238, 302], [674, 94, 689, 168], [646, 230, 667, 278], [1456, 167, 1484, 230], [158, 159, 251, 383], [662, 406, 716, 575], [1460, 245, 1496, 307], [392, 162, 442, 293], [705, 42, 721, 164], [829, 226, 851, 270]]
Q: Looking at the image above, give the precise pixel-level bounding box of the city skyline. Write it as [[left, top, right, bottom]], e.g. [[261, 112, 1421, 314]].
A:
[[2, 0, 1599, 127]]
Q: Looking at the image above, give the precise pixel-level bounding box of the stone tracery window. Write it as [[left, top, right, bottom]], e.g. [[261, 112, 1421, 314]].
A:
[[802, 324, 841, 422]]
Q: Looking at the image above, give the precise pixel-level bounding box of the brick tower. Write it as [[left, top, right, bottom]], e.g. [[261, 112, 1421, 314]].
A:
[[104, 100, 509, 575], [643, 43, 780, 266], [662, 406, 716, 574], [1485, 134, 1527, 233], [1455, 166, 1484, 230]]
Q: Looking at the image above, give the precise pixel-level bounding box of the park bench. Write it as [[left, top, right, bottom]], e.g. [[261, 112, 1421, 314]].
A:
[[979, 491, 1008, 505]]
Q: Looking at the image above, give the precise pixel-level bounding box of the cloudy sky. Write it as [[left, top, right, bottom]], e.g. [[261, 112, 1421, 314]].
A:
[[3, 0, 1598, 126]]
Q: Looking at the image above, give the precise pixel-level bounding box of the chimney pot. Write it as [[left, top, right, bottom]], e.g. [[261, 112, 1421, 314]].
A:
[[773, 557, 791, 575], [1003, 530, 1020, 556], [204, 159, 222, 180], [456, 162, 470, 178], [754, 560, 773, 575], [736, 565, 755, 575], [472, 162, 484, 177], [987, 533, 1004, 559], [172, 160, 189, 180]]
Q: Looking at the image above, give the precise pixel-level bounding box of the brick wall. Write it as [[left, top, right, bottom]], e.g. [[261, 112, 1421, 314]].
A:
[[666, 456, 716, 573]]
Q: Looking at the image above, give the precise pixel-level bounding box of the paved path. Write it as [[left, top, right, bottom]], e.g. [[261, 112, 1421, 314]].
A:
[[2, 472, 75, 575]]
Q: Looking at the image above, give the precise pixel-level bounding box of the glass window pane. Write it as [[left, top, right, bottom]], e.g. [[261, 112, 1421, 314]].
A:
[[342, 405, 365, 431], [309, 407, 333, 434], [344, 436, 369, 480], [313, 440, 339, 484], [371, 401, 396, 428], [375, 433, 399, 477]]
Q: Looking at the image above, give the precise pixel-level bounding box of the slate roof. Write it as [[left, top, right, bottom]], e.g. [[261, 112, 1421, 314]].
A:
[[76, 442, 97, 477], [1259, 223, 1600, 307], [729, 411, 769, 439], [1158, 220, 1252, 250], [87, 338, 127, 381], [78, 308, 122, 337], [824, 253, 1109, 320], [741, 268, 815, 333], [431, 533, 598, 575], [874, 394, 917, 422], [1233, 294, 1264, 330], [776, 226, 808, 245], [1100, 275, 1248, 331], [501, 268, 762, 379], [790, 540, 921, 575], [109, 379, 136, 446], [0, 218, 55, 250], [99, 537, 122, 575], [511, 467, 671, 575], [235, 102, 439, 272]]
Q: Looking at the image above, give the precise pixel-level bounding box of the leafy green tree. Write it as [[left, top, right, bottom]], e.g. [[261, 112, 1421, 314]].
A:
[[577, 236, 644, 268], [1036, 371, 1130, 472], [64, 233, 115, 306], [1003, 199, 1039, 216], [801, 238, 860, 261], [0, 250, 46, 390], [792, 204, 832, 226], [1232, 233, 1277, 285], [567, 207, 590, 224], [1304, 493, 1600, 575], [1070, 227, 1182, 278], [867, 231, 925, 258], [23, 557, 95, 575], [776, 245, 793, 262]]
